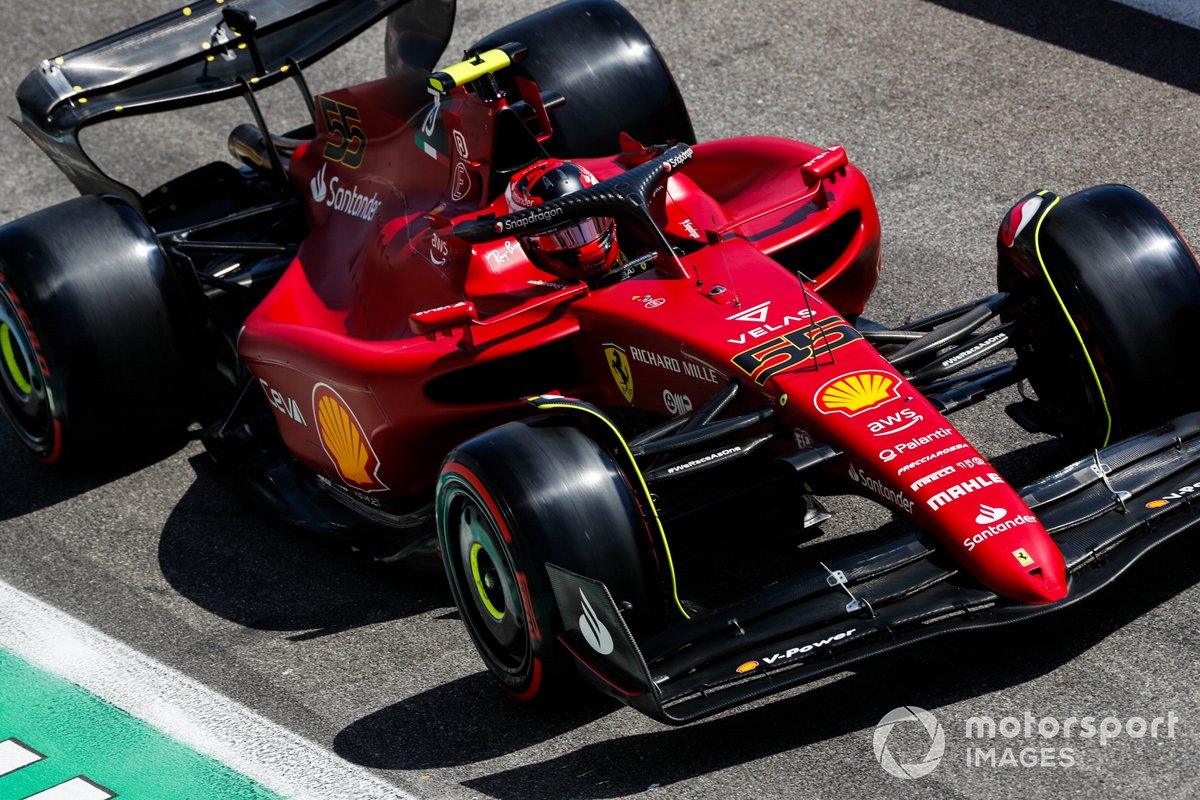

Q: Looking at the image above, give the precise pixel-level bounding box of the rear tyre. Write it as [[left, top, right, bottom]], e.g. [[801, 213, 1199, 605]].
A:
[[0, 195, 198, 464], [998, 185, 1200, 445], [472, 0, 695, 158], [436, 417, 660, 700]]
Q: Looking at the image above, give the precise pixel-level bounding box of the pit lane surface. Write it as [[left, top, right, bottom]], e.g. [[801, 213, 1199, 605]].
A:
[[1, 1, 1198, 798]]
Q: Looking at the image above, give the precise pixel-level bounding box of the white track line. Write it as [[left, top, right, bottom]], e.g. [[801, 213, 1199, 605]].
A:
[[24, 777, 115, 800], [0, 738, 44, 776], [0, 579, 415, 800], [1113, 0, 1200, 28]]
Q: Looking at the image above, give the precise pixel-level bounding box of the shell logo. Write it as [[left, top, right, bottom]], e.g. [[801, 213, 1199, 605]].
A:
[[814, 370, 901, 416], [736, 660, 759, 674], [1146, 499, 1169, 509], [312, 383, 388, 492]]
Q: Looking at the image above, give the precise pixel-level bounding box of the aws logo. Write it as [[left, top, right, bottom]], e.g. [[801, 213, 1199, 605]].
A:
[[868, 408, 923, 436]]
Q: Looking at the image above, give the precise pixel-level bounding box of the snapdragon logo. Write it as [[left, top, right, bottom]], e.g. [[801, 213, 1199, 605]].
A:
[[873, 706, 945, 779]]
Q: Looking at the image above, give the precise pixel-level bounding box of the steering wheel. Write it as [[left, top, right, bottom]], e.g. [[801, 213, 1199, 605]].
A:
[[453, 143, 695, 260]]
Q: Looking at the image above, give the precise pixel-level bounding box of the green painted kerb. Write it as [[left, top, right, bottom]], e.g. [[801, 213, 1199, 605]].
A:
[[0, 647, 285, 800]]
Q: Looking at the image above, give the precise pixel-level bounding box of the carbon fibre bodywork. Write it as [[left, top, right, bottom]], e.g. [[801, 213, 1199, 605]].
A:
[[550, 413, 1200, 722], [14, 0, 454, 206]]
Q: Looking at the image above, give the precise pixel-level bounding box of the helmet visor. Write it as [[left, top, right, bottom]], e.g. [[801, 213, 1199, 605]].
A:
[[533, 217, 614, 252]]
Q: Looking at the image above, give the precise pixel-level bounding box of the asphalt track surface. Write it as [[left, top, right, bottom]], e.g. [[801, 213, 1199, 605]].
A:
[[1, 1, 1199, 798]]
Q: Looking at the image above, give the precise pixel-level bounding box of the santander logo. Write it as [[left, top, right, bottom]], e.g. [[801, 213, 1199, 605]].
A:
[[310, 163, 328, 203], [975, 504, 1007, 525], [309, 162, 382, 222]]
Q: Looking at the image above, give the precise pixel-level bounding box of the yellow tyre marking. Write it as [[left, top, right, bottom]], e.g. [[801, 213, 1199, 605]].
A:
[[1032, 193, 1113, 446], [526, 397, 690, 620]]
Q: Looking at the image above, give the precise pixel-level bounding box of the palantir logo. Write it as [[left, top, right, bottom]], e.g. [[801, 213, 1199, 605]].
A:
[[873, 706, 945, 779]]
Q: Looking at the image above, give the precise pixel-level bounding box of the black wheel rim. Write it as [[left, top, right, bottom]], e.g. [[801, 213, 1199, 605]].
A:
[[451, 492, 530, 673], [0, 288, 52, 448]]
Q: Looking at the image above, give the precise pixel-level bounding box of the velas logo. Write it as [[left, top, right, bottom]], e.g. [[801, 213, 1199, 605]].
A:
[[312, 383, 388, 492], [874, 706, 946, 779], [815, 370, 901, 416], [723, 301, 816, 345], [726, 301, 773, 323]]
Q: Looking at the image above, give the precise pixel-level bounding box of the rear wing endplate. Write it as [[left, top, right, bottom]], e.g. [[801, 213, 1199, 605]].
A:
[[13, 0, 444, 206]]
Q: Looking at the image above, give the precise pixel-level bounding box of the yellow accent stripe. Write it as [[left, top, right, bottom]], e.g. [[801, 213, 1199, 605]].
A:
[[1032, 195, 1113, 446], [528, 398, 690, 621], [429, 49, 513, 92], [1, 323, 32, 395]]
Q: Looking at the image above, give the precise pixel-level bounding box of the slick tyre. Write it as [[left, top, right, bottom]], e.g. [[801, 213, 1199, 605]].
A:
[[998, 185, 1200, 446], [436, 418, 659, 701], [472, 0, 695, 158], [0, 195, 198, 464]]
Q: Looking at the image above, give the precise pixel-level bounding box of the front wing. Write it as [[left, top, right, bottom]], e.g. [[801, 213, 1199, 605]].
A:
[[547, 412, 1200, 724]]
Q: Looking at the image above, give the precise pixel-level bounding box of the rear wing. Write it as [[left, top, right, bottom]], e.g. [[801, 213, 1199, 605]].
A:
[[13, 0, 448, 207]]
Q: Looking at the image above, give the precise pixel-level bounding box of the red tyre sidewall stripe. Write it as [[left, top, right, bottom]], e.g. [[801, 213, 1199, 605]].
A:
[[442, 462, 513, 544], [0, 273, 63, 462], [441, 461, 544, 699], [507, 656, 542, 702], [36, 419, 63, 465]]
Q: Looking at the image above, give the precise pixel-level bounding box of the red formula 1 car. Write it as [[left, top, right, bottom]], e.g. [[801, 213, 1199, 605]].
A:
[[4, 0, 1200, 723]]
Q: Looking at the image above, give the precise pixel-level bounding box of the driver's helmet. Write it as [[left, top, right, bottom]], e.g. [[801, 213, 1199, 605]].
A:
[[505, 159, 618, 279]]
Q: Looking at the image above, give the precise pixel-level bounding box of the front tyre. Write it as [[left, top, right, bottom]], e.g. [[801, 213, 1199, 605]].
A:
[[998, 185, 1200, 446], [436, 418, 660, 700]]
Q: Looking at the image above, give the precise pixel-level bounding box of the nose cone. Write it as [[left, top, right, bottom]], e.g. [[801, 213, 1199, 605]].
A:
[[967, 523, 1069, 604]]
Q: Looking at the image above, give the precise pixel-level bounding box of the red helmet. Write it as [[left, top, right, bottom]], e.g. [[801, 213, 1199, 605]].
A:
[[505, 159, 618, 279]]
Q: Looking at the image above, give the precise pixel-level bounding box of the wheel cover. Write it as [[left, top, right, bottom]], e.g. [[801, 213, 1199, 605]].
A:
[[453, 495, 528, 669], [469, 541, 507, 621], [0, 290, 52, 447]]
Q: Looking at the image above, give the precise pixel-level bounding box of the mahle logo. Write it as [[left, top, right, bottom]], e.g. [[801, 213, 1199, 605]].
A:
[[874, 706, 945, 779]]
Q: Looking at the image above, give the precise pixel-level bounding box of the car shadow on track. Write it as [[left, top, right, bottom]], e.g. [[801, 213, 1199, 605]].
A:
[[0, 426, 192, 522], [157, 453, 450, 636], [925, 0, 1200, 95], [451, 536, 1198, 799], [334, 672, 620, 769]]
